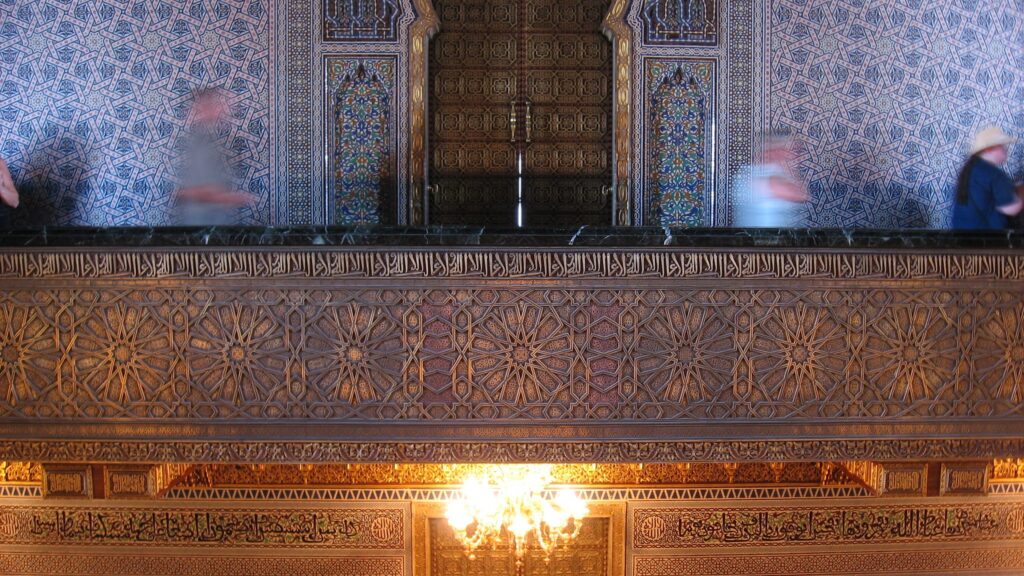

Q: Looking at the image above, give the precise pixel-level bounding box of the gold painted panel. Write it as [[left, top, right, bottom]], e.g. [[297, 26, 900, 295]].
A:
[[429, 517, 609, 576], [632, 547, 1024, 576], [0, 461, 41, 484], [0, 554, 406, 576], [632, 501, 1024, 548], [169, 463, 831, 488], [413, 502, 624, 576], [0, 503, 406, 548], [993, 459, 1024, 481]]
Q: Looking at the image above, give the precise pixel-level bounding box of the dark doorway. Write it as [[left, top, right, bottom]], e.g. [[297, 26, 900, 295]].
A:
[[428, 0, 613, 227]]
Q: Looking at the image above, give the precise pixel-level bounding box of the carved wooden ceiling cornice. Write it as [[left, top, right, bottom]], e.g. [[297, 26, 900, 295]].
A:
[[5, 439, 1024, 465]]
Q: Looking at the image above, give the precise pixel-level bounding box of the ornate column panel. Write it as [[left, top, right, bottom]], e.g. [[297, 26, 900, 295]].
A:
[[646, 60, 715, 226], [615, 0, 760, 226], [602, 0, 635, 226], [327, 58, 397, 224], [280, 0, 437, 224]]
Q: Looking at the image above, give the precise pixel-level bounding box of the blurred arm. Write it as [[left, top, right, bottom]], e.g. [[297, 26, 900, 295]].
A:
[[997, 197, 1023, 217], [994, 175, 1022, 216], [175, 185, 254, 207], [766, 176, 808, 203], [0, 158, 19, 209]]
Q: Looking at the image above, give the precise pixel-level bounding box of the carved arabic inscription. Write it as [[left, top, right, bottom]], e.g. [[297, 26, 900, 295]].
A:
[[634, 504, 1022, 547], [0, 506, 405, 548]]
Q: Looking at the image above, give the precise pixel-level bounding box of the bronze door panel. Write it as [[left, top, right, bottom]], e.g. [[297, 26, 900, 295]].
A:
[[429, 0, 612, 227], [431, 177, 518, 226]]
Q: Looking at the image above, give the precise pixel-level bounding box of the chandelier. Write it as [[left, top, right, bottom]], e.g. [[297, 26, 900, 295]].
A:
[[445, 465, 588, 569]]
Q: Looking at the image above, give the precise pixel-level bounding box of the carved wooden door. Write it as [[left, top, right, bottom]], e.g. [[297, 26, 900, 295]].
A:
[[429, 0, 612, 227]]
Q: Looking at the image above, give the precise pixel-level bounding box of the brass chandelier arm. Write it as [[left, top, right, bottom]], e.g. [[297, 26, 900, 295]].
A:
[[510, 100, 518, 143], [525, 100, 532, 143]]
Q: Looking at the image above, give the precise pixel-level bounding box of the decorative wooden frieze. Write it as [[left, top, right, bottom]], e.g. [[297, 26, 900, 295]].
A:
[[879, 463, 928, 497], [0, 504, 406, 548], [1, 247, 1024, 462], [940, 462, 990, 496], [632, 501, 1023, 548], [1, 249, 1024, 280], [0, 554, 406, 576], [103, 465, 155, 499], [4, 439, 1024, 466], [41, 464, 91, 499]]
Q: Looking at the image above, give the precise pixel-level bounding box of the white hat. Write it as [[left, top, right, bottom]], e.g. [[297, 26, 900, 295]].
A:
[[969, 125, 1016, 156]]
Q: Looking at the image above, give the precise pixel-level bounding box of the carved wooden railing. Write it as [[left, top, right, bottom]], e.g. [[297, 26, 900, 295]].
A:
[[1, 238, 1024, 463]]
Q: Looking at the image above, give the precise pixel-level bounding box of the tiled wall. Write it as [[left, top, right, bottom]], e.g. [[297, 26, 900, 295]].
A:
[[1, 0, 1021, 227], [0, 0, 272, 225], [769, 0, 1024, 228]]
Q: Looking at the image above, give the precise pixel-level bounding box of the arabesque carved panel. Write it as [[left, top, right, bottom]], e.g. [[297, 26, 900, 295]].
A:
[[633, 501, 1024, 547], [1, 248, 1024, 461], [0, 504, 405, 548], [0, 554, 405, 576], [1, 284, 1023, 420]]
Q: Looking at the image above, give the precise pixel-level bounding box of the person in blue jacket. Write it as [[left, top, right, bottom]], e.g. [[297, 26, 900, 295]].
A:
[[952, 126, 1022, 229]]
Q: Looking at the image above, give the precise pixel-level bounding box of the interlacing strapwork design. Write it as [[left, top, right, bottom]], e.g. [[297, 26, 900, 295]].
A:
[[0, 0, 271, 226], [306, 302, 406, 406], [0, 283, 1022, 422], [770, 0, 1024, 228], [0, 303, 56, 407], [642, 0, 718, 45], [323, 0, 404, 41]]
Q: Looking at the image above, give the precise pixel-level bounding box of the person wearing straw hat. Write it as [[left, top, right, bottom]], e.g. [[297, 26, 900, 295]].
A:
[[952, 125, 1022, 229]]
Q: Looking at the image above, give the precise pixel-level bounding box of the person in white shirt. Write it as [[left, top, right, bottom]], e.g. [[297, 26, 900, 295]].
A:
[[734, 133, 808, 227]]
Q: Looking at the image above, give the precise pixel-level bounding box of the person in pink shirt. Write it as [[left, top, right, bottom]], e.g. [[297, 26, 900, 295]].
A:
[[0, 157, 19, 228]]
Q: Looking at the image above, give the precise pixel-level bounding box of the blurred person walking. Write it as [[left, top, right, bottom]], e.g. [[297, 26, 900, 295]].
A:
[[734, 133, 808, 228], [952, 125, 1022, 230], [173, 88, 254, 225]]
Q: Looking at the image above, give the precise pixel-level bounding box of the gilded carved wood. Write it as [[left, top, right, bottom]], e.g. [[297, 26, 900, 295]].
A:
[[1, 247, 1024, 463]]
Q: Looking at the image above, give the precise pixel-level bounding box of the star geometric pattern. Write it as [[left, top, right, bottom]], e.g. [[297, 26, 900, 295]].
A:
[[2, 284, 1023, 422], [770, 0, 1024, 228], [0, 0, 271, 225]]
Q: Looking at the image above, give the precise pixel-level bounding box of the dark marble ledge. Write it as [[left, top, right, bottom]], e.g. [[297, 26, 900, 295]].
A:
[[0, 226, 1022, 250]]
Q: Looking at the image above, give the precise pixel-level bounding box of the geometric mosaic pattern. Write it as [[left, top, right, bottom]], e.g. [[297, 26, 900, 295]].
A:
[[323, 0, 403, 42], [647, 60, 714, 226], [0, 0, 270, 226], [327, 59, 394, 225], [770, 0, 1024, 228]]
